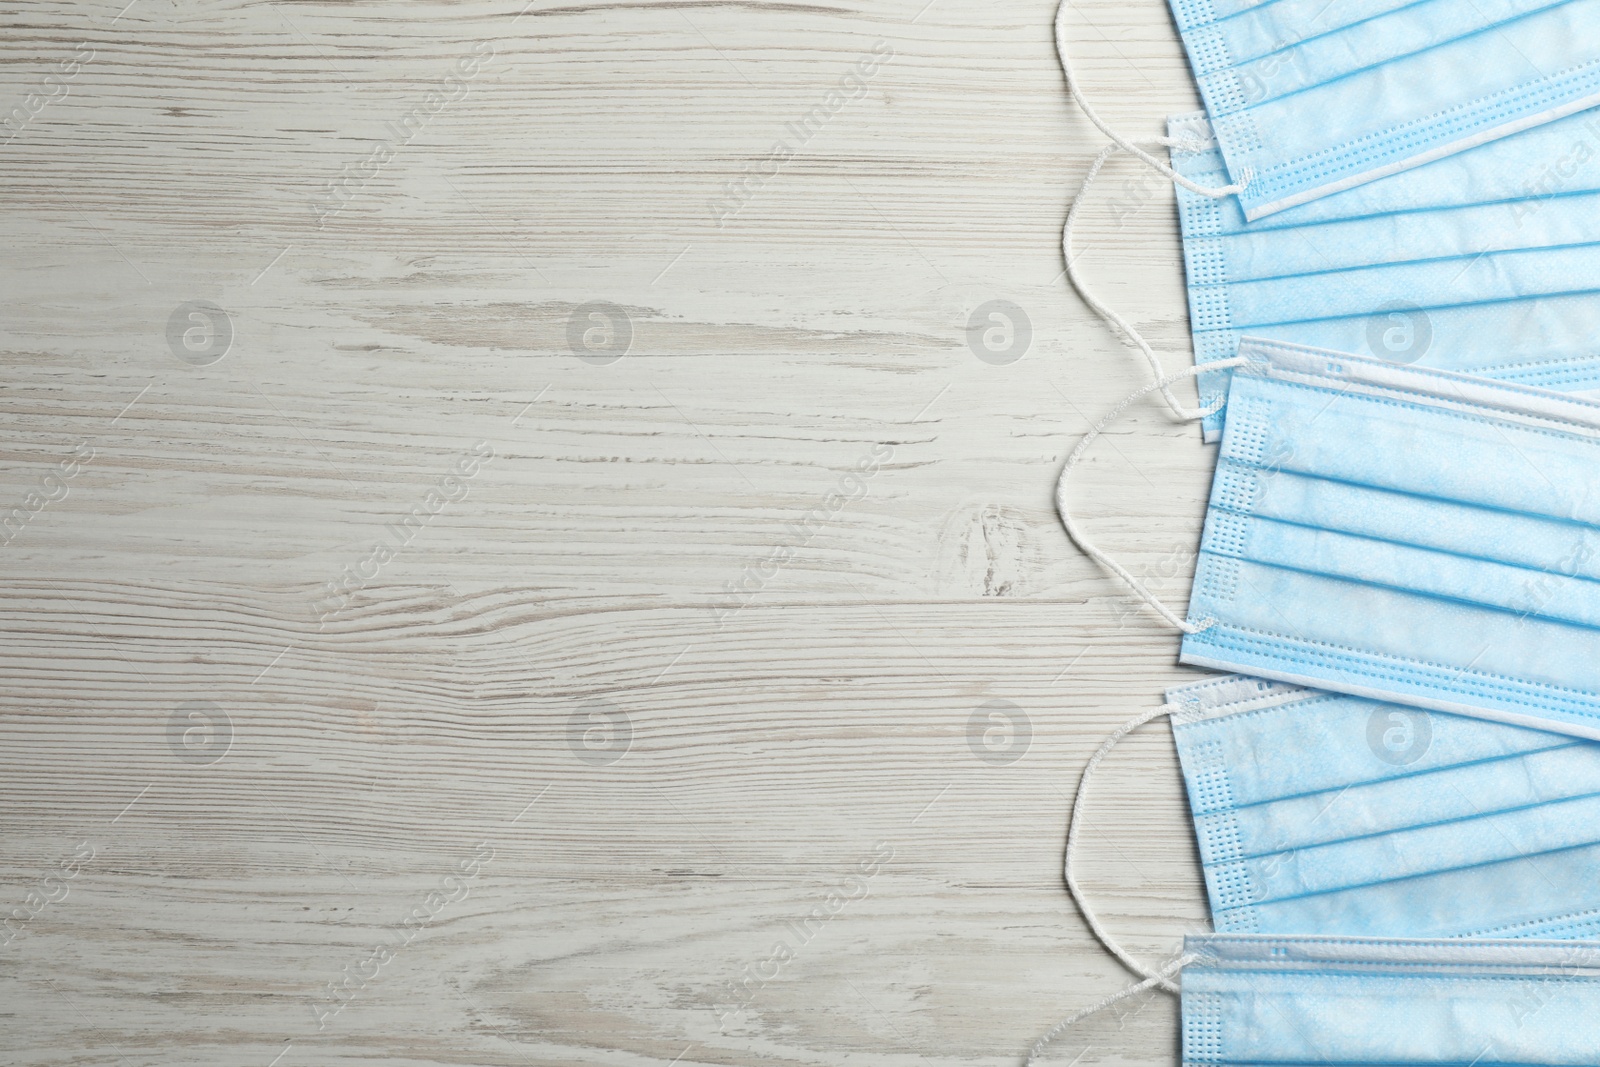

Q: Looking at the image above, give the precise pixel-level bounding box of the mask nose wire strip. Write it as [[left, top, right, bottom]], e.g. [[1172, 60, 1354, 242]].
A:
[[1066, 142, 1217, 422], [1026, 951, 1198, 1066], [1065, 702, 1187, 992], [1054, 357, 1246, 634], [1054, 0, 1251, 198]]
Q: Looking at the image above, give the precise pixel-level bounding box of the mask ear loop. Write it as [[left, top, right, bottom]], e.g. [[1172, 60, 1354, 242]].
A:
[[1066, 142, 1224, 423], [1026, 950, 1198, 1066], [1031, 703, 1202, 1061], [1054, 0, 1252, 198], [1058, 0, 1252, 423], [1064, 703, 1186, 992], [1054, 357, 1246, 633]]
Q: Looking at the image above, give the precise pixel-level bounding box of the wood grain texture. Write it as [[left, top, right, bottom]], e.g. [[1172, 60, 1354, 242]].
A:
[[0, 0, 1221, 1063]]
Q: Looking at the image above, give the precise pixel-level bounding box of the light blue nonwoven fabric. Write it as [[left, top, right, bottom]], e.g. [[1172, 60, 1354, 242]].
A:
[[1167, 107, 1600, 441], [1181, 338, 1600, 739], [1167, 0, 1600, 217], [1167, 673, 1600, 939], [1182, 934, 1600, 1066]]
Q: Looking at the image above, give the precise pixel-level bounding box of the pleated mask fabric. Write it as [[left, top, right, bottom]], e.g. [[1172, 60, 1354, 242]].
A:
[[1182, 934, 1600, 1067], [1168, 673, 1600, 939], [1167, 107, 1600, 442], [1168, 0, 1600, 218], [1180, 338, 1600, 739]]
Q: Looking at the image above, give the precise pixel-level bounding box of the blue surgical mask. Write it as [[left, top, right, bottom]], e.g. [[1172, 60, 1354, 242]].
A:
[[1181, 934, 1600, 1066], [1055, 337, 1600, 736], [1027, 929, 1600, 1065], [1176, 338, 1600, 738], [1168, 674, 1600, 939], [1167, 107, 1600, 442], [1158, 0, 1600, 217]]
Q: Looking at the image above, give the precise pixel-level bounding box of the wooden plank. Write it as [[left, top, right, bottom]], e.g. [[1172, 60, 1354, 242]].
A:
[[0, 0, 1218, 1062]]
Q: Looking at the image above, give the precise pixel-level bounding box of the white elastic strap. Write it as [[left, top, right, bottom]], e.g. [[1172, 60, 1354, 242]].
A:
[[1065, 703, 1183, 991], [1025, 951, 1197, 1066], [1054, 0, 1251, 198], [1055, 358, 1245, 634], [1066, 142, 1215, 421]]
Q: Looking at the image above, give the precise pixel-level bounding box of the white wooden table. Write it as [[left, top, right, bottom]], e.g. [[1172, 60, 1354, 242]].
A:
[[0, 0, 1220, 1062]]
